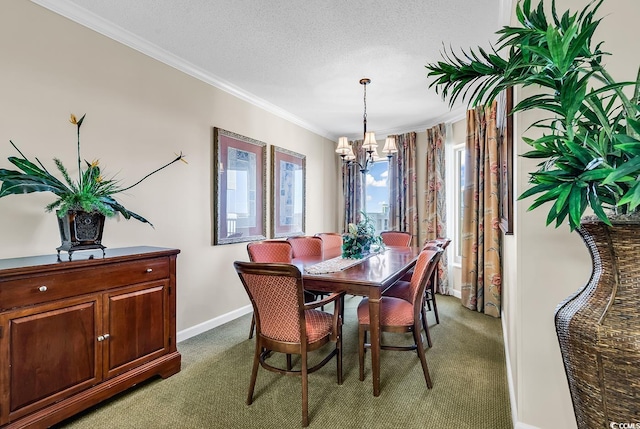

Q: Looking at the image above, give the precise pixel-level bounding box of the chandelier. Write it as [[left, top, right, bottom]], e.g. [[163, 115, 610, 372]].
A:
[[335, 78, 398, 173]]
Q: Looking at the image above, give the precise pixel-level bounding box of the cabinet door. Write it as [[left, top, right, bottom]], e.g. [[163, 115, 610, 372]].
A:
[[103, 280, 170, 379], [0, 296, 100, 424]]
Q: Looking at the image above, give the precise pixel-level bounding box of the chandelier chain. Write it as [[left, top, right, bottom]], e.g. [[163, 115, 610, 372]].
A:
[[363, 80, 368, 136]]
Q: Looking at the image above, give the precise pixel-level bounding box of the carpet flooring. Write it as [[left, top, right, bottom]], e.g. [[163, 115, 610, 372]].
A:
[[55, 294, 513, 428]]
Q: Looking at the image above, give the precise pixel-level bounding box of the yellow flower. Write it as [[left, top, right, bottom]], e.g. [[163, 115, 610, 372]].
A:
[[96, 175, 103, 183], [69, 114, 78, 124], [175, 152, 188, 164], [90, 159, 100, 168]]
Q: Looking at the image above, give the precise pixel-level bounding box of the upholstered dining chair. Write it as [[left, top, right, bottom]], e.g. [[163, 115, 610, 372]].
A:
[[233, 262, 344, 427], [380, 230, 412, 247], [315, 232, 343, 259], [246, 240, 294, 339], [357, 247, 443, 389], [423, 238, 451, 325], [287, 236, 329, 305], [287, 236, 324, 259], [386, 238, 451, 339]]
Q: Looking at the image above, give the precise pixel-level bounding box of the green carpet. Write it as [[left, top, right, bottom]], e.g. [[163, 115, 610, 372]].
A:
[[56, 295, 513, 428]]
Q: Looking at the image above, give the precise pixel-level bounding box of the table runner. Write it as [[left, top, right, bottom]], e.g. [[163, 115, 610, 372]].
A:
[[304, 250, 383, 274]]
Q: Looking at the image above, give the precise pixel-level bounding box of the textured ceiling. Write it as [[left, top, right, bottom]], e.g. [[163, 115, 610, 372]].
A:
[[33, 0, 508, 140]]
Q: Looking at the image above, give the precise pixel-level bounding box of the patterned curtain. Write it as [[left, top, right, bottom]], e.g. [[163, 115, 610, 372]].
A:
[[461, 104, 502, 317], [424, 124, 450, 295], [388, 132, 418, 243], [342, 139, 364, 231]]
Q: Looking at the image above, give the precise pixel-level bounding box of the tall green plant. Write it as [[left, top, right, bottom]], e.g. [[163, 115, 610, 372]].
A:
[[426, 0, 640, 230]]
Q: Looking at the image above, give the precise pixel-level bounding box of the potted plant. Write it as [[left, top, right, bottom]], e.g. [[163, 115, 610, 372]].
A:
[[0, 113, 186, 258], [425, 0, 639, 426], [342, 212, 384, 259]]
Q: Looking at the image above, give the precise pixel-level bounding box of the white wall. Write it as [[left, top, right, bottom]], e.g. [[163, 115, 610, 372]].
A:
[[504, 1, 640, 428], [0, 0, 339, 334]]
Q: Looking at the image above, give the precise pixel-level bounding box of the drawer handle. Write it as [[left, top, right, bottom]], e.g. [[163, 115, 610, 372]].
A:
[[38, 286, 48, 292], [146, 268, 153, 273], [97, 334, 110, 342]]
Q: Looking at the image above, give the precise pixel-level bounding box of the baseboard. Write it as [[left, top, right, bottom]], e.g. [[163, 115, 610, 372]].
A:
[[501, 311, 542, 429], [176, 304, 252, 343], [514, 423, 540, 429], [450, 288, 461, 299]]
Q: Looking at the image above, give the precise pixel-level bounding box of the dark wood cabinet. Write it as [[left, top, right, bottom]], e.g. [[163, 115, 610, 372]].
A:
[[0, 246, 181, 428]]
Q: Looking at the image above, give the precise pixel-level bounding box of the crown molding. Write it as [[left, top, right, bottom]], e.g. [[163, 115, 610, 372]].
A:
[[370, 105, 466, 138], [30, 0, 333, 140]]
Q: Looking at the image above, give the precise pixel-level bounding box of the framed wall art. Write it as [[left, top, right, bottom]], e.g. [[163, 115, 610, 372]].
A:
[[497, 87, 514, 235], [213, 128, 267, 245], [271, 146, 306, 238]]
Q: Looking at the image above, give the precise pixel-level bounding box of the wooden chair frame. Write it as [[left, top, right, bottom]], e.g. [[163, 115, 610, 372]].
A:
[[234, 262, 344, 427], [357, 248, 443, 389]]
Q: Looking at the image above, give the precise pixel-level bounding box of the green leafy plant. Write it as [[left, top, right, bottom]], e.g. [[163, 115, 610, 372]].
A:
[[425, 0, 640, 230], [0, 113, 186, 226], [342, 212, 384, 259]]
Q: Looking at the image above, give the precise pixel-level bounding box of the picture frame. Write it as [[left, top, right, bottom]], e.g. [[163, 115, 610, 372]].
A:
[[497, 87, 514, 235], [271, 146, 306, 238], [213, 128, 267, 245]]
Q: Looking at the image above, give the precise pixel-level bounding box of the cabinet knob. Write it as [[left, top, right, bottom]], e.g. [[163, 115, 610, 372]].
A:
[[38, 286, 47, 292], [97, 335, 105, 342], [146, 268, 153, 273], [103, 333, 110, 340]]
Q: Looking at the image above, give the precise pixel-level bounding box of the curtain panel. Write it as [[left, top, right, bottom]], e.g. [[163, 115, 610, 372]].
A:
[[424, 124, 450, 294], [342, 139, 364, 230], [461, 104, 502, 317], [388, 132, 418, 244]]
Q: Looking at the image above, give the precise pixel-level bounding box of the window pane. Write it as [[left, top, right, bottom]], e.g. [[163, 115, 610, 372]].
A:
[[455, 146, 465, 262], [364, 160, 390, 234]]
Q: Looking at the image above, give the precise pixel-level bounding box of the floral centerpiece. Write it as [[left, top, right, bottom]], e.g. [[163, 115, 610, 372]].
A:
[[342, 212, 384, 259], [0, 113, 186, 226]]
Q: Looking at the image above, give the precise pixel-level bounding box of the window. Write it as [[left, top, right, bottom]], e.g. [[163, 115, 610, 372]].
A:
[[364, 160, 390, 234]]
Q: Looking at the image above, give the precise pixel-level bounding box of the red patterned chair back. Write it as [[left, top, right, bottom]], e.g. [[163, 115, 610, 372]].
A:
[[247, 240, 293, 263], [287, 236, 323, 258], [424, 237, 451, 250], [315, 233, 343, 257], [407, 248, 443, 305], [380, 231, 412, 247], [235, 263, 304, 343]]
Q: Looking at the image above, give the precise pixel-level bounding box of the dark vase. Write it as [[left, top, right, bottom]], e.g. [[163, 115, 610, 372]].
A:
[[56, 210, 106, 260], [555, 217, 640, 428]]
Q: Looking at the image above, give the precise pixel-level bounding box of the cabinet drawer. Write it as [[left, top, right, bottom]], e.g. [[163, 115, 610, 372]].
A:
[[0, 257, 170, 311]]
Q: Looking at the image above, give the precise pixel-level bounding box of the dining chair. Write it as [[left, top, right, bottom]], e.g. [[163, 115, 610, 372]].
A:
[[287, 236, 324, 258], [315, 232, 343, 258], [380, 230, 412, 247], [234, 261, 344, 427], [246, 240, 294, 339], [391, 237, 452, 327], [423, 238, 451, 325], [357, 247, 443, 389], [287, 236, 329, 305]]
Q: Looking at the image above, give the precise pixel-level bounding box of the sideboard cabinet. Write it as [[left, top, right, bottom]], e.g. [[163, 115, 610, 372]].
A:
[[0, 246, 181, 428]]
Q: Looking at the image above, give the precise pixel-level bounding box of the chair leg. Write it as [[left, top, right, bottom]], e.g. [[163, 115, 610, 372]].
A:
[[286, 354, 293, 370], [412, 322, 433, 389], [431, 291, 440, 324], [247, 339, 261, 405], [302, 351, 309, 427], [358, 324, 366, 381], [248, 314, 256, 339], [421, 303, 432, 348], [337, 316, 343, 385]]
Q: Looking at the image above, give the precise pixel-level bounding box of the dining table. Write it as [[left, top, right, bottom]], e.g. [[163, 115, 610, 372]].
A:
[[293, 245, 421, 397]]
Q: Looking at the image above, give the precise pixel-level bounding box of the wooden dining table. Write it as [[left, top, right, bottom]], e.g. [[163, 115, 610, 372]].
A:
[[293, 246, 421, 397]]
